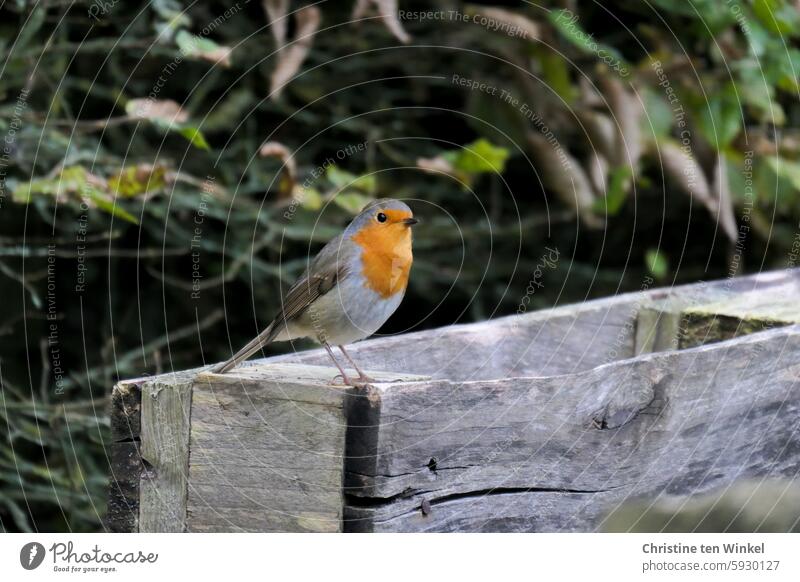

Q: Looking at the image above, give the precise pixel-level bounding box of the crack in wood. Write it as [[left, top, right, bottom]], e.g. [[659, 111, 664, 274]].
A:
[[347, 484, 623, 509], [345, 487, 431, 507], [347, 484, 627, 527], [427, 485, 619, 505]]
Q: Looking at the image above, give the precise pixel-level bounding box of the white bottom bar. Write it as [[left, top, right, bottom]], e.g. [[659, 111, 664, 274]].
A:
[[1, 533, 797, 581]]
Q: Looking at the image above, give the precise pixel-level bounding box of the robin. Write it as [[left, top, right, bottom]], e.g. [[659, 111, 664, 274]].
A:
[[211, 198, 418, 385]]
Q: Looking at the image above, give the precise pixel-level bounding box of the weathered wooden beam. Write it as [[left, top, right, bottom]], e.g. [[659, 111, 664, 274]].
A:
[[105, 379, 143, 533], [275, 294, 644, 379], [185, 364, 423, 532], [680, 278, 800, 348], [343, 326, 800, 532], [280, 269, 800, 373], [186, 364, 349, 532], [635, 269, 800, 353], [107, 268, 800, 532], [138, 376, 193, 532], [107, 364, 426, 532]]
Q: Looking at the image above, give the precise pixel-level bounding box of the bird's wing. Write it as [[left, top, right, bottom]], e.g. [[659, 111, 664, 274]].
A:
[[277, 262, 346, 323], [275, 234, 352, 324], [210, 237, 353, 374]]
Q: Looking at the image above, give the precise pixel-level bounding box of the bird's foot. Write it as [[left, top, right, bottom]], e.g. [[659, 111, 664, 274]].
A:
[[330, 373, 373, 387], [330, 373, 349, 386]]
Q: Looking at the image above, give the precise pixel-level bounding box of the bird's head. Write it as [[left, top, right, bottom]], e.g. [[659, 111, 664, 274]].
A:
[[354, 198, 417, 229], [346, 198, 418, 241]]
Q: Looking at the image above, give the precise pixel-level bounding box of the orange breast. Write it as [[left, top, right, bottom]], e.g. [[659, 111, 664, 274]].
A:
[[351, 221, 413, 299]]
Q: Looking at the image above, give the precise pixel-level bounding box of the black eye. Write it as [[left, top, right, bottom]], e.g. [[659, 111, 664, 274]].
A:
[[376, 212, 387, 223]]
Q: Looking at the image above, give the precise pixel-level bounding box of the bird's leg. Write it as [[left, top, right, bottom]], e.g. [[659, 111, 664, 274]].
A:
[[323, 343, 354, 386], [338, 345, 374, 383]]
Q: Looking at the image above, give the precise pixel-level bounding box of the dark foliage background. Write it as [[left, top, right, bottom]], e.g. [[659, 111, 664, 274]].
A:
[[0, 0, 798, 531]]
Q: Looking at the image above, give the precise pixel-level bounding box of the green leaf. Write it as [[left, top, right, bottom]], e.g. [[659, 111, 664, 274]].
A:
[[13, 179, 51, 203], [326, 166, 375, 192], [14, 6, 47, 51], [108, 165, 168, 197], [83, 190, 140, 225], [152, 0, 191, 22], [776, 48, 800, 93], [175, 29, 212, 54], [723, 151, 748, 204], [2, 497, 32, 532], [752, 0, 800, 36], [645, 248, 669, 279], [647, 0, 735, 32], [450, 138, 510, 174], [765, 157, 800, 192], [744, 19, 772, 56], [334, 192, 372, 214], [593, 166, 632, 215], [326, 166, 355, 188], [203, 88, 255, 131], [13, 166, 96, 203], [12, 166, 140, 224], [754, 158, 799, 210], [299, 187, 323, 211], [152, 0, 191, 40], [537, 47, 576, 104], [177, 126, 210, 150], [125, 99, 209, 149], [641, 88, 674, 140], [696, 83, 742, 150], [736, 62, 786, 125]]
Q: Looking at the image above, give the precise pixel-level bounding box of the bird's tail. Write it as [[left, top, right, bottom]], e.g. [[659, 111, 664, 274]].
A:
[[210, 322, 279, 374]]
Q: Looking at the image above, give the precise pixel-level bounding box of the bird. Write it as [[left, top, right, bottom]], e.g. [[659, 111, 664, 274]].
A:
[[210, 198, 418, 385]]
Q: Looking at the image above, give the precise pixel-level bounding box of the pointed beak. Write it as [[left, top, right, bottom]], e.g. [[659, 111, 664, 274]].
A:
[[403, 217, 419, 226]]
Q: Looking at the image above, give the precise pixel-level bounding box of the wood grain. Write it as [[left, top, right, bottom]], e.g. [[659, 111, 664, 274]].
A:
[[138, 377, 193, 532], [183, 364, 425, 532], [105, 380, 142, 533], [271, 294, 644, 379], [107, 269, 800, 532], [344, 326, 800, 532], [680, 277, 800, 348]]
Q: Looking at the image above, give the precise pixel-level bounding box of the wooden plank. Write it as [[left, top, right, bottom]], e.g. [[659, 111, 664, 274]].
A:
[[635, 269, 800, 353], [634, 282, 726, 354], [273, 297, 643, 380], [138, 376, 193, 532], [680, 278, 800, 348], [104, 380, 143, 533], [106, 442, 142, 532], [184, 364, 425, 532], [109, 379, 142, 441], [343, 326, 800, 532], [635, 306, 680, 354], [277, 270, 800, 374], [107, 269, 800, 532]]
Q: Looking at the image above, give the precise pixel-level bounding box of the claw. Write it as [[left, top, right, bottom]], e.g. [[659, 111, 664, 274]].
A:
[[330, 373, 373, 387], [330, 373, 349, 386]]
